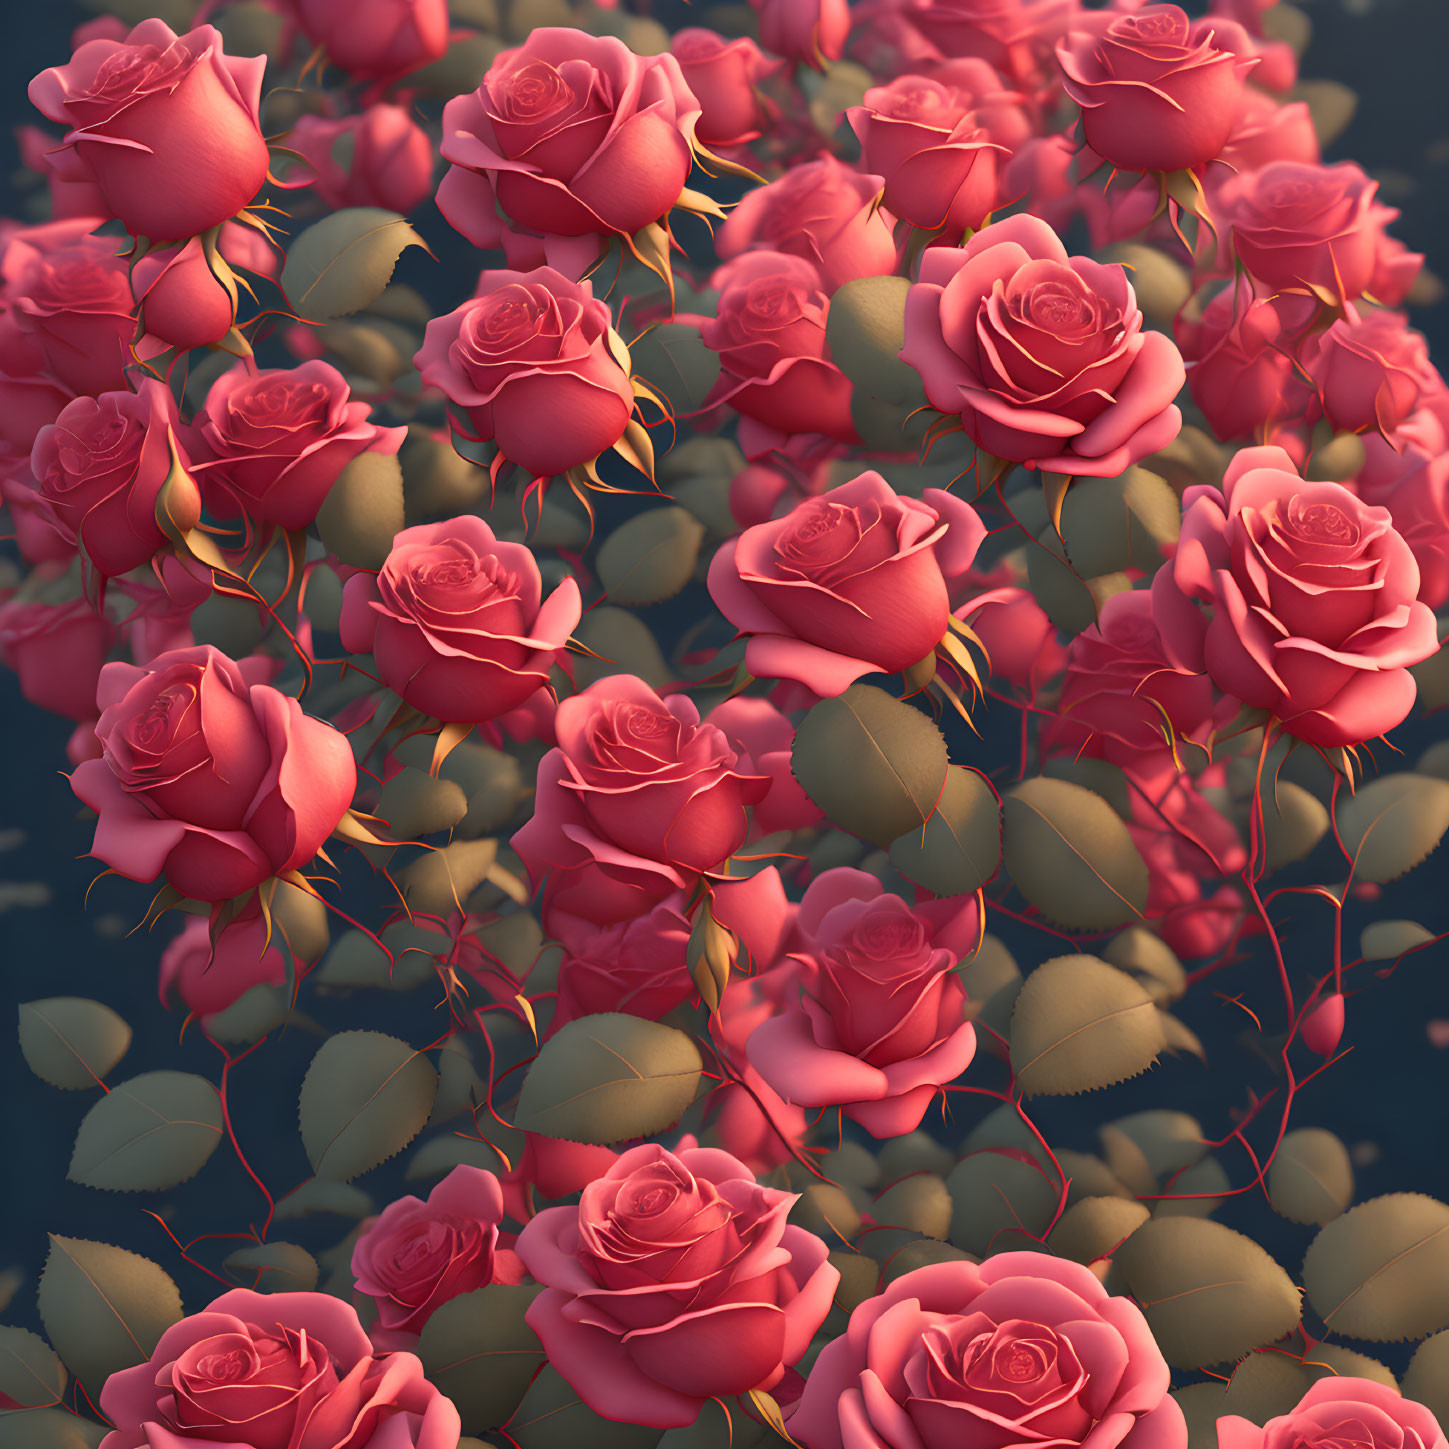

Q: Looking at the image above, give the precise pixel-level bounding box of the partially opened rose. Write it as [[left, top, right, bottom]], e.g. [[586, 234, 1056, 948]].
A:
[[1308, 306, 1433, 437], [1217, 1377, 1448, 1449], [340, 515, 581, 725], [293, 0, 448, 84], [751, 0, 851, 67], [70, 646, 357, 902], [516, 1142, 838, 1428], [671, 29, 777, 148], [158, 909, 288, 1026], [288, 105, 436, 216], [708, 470, 986, 696], [902, 214, 1185, 476], [97, 1289, 459, 1449], [351, 1166, 524, 1350], [28, 19, 269, 242], [790, 1254, 1185, 1449], [1153, 445, 1440, 746]]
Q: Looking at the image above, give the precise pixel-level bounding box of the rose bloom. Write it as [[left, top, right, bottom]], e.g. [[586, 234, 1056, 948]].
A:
[[70, 646, 358, 902], [0, 311, 76, 458], [896, 0, 1078, 93], [32, 379, 198, 579], [131, 237, 238, 353], [1215, 89, 1319, 175], [551, 897, 695, 1028], [159, 909, 288, 1027], [790, 1254, 1185, 1449], [700, 252, 858, 455], [1217, 160, 1395, 305], [1307, 307, 1434, 438], [340, 515, 581, 725], [705, 696, 823, 838], [716, 156, 896, 294], [351, 1166, 524, 1351], [746, 885, 978, 1137], [902, 214, 1185, 476], [0, 458, 73, 567], [29, 20, 269, 243], [751, 0, 851, 67], [516, 1142, 838, 1428], [194, 361, 406, 532], [671, 29, 778, 149], [957, 576, 1065, 694], [1218, 1377, 1448, 1449], [512, 674, 768, 929], [0, 596, 112, 721], [415, 267, 635, 481], [708, 470, 986, 697], [293, 0, 448, 83], [1056, 6, 1256, 175], [97, 1289, 459, 1449], [288, 106, 436, 216], [437, 29, 701, 275], [1153, 445, 1440, 746]]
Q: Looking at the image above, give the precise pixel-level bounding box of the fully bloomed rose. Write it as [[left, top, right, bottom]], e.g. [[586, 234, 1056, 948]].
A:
[[516, 1142, 838, 1428], [512, 675, 768, 929], [437, 29, 702, 274], [790, 1255, 1185, 1449], [708, 471, 987, 696], [340, 516, 581, 725], [1308, 307, 1434, 438], [1153, 445, 1440, 746], [415, 267, 634, 481], [289, 106, 436, 215], [751, 0, 851, 67], [671, 29, 777, 149], [902, 214, 1185, 476], [32, 379, 197, 579], [97, 1289, 459, 1449], [70, 646, 357, 902], [28, 20, 268, 242], [1217, 1377, 1448, 1449], [746, 886, 977, 1136], [351, 1166, 524, 1350], [293, 0, 448, 84], [1056, 6, 1256, 174], [194, 361, 406, 531]]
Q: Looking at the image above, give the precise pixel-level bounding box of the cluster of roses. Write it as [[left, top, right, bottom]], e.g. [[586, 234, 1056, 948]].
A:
[[1, 0, 1446, 1448]]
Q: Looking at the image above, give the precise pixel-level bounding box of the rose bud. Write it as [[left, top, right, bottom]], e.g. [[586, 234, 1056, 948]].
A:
[[1056, 6, 1256, 175], [70, 645, 358, 902], [515, 1142, 838, 1428], [750, 0, 851, 68], [1307, 307, 1433, 438], [699, 252, 859, 457], [97, 1289, 459, 1449], [671, 29, 778, 149], [131, 237, 239, 354], [1153, 445, 1440, 746], [339, 516, 581, 726], [29, 19, 269, 243], [1216, 89, 1320, 175], [288, 104, 436, 216], [1219, 1378, 1447, 1449], [0, 596, 113, 721], [847, 75, 1003, 235], [1301, 992, 1346, 1058], [351, 1166, 525, 1351], [415, 267, 638, 483], [708, 470, 986, 697], [31, 379, 197, 579], [716, 155, 896, 294], [158, 911, 287, 1027], [294, 0, 448, 83], [192, 361, 406, 532], [902, 213, 1185, 477], [963, 581, 1065, 693]]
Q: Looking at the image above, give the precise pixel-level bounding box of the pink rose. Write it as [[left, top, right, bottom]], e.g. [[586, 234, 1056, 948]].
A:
[[340, 516, 580, 725], [717, 157, 896, 295], [351, 1166, 524, 1350], [194, 361, 406, 531], [960, 581, 1065, 693], [899, 0, 1077, 93], [790, 1254, 1185, 1449], [29, 20, 269, 242], [1370, 234, 1426, 308], [131, 237, 237, 353], [516, 1142, 838, 1428], [1308, 307, 1434, 438], [70, 645, 358, 902], [708, 470, 986, 696], [671, 29, 778, 149], [0, 596, 112, 721], [31, 379, 198, 579], [512, 674, 768, 929], [97, 1289, 459, 1449], [902, 213, 1185, 476], [700, 252, 859, 454], [1218, 160, 1395, 306], [1216, 90, 1319, 174], [288, 106, 436, 215], [0, 316, 75, 458], [552, 898, 695, 1028], [415, 267, 635, 481], [158, 909, 288, 1024], [501, 1135, 619, 1223], [1056, 7, 1256, 174], [705, 696, 823, 837], [0, 459, 74, 567], [1153, 445, 1440, 746], [437, 29, 701, 271], [746, 887, 977, 1137], [848, 74, 1002, 234], [750, 0, 852, 68], [1218, 1376, 1448, 1449], [293, 0, 448, 83]]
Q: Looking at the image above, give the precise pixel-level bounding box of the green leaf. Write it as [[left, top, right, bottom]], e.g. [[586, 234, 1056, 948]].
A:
[[514, 1013, 702, 1145], [1404, 1330, 1449, 1424], [1269, 1128, 1354, 1227], [889, 765, 1001, 897], [0, 1409, 106, 1449], [825, 275, 919, 405], [1009, 955, 1164, 1097], [629, 323, 721, 417], [38, 1237, 182, 1392], [1334, 773, 1449, 883], [315, 451, 405, 570], [18, 998, 131, 1091], [68, 1071, 223, 1192], [299, 1032, 438, 1180], [1047, 1196, 1151, 1266], [509, 1365, 663, 1449], [0, 1326, 65, 1409], [222, 1242, 319, 1294], [597, 506, 707, 606], [281, 208, 426, 323], [945, 1149, 1058, 1258], [272, 1179, 374, 1222]]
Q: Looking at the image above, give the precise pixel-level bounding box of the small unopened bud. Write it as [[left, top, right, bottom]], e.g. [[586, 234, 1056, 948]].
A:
[[1301, 992, 1346, 1057], [688, 897, 736, 1014]]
